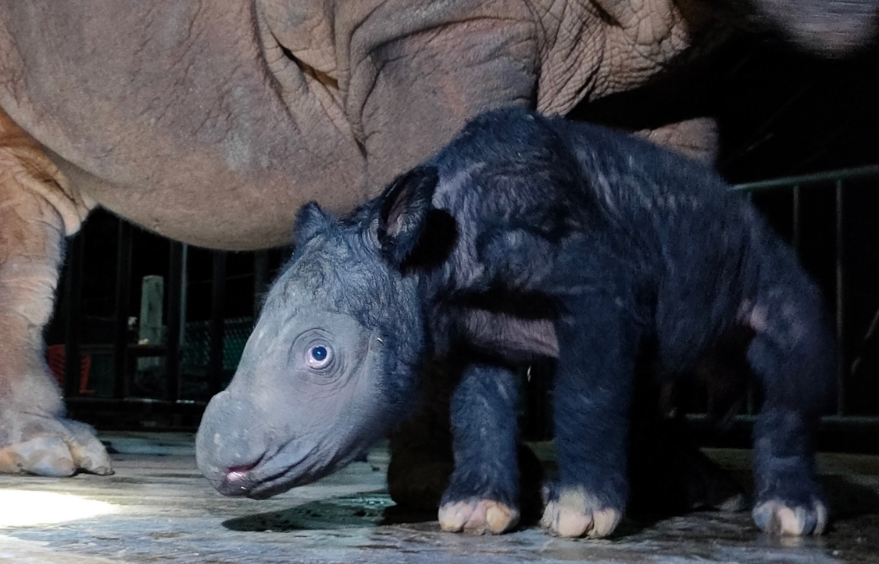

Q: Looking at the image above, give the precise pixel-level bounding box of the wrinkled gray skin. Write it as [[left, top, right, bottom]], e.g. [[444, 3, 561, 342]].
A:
[[196, 210, 428, 498], [0, 0, 876, 478]]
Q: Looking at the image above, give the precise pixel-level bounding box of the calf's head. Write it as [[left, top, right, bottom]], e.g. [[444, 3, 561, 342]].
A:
[[196, 167, 442, 498]]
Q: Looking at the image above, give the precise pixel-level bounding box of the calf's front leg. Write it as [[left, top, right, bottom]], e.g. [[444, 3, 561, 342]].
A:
[[438, 362, 521, 535]]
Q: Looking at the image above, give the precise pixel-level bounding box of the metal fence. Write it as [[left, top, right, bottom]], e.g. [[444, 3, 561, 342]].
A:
[[51, 218, 287, 427], [51, 166, 879, 442], [735, 164, 879, 419]]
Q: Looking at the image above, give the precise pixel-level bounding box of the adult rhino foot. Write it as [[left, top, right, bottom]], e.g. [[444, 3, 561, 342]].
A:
[[439, 498, 520, 534], [0, 410, 113, 476]]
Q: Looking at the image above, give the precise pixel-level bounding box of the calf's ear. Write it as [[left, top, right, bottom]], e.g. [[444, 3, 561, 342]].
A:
[[294, 202, 333, 243], [378, 165, 439, 267]]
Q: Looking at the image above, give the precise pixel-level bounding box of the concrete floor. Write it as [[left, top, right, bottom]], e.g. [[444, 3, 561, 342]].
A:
[[1, 433, 878, 563]]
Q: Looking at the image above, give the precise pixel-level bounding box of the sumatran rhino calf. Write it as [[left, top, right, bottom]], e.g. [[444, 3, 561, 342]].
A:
[[196, 108, 834, 538]]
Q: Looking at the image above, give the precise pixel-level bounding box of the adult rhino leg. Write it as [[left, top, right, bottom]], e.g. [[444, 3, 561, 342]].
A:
[[628, 416, 747, 519], [0, 108, 110, 476], [387, 361, 455, 512]]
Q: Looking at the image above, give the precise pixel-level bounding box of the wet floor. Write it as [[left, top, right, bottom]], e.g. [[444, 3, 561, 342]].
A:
[[0, 433, 877, 563]]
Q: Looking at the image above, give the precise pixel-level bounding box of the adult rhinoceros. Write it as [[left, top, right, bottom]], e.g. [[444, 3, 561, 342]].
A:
[[0, 0, 875, 478]]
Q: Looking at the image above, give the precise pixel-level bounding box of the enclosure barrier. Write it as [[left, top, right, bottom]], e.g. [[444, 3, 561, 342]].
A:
[[53, 166, 879, 447], [735, 164, 879, 418]]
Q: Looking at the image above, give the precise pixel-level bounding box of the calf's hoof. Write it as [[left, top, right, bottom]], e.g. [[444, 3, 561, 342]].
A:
[[439, 498, 520, 534], [0, 411, 113, 476], [752, 498, 828, 536], [541, 487, 623, 538]]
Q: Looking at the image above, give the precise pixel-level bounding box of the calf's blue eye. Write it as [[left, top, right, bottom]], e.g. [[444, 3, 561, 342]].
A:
[[305, 343, 333, 369], [311, 346, 327, 361]]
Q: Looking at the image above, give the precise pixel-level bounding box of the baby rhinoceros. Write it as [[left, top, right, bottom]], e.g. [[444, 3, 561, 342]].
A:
[[196, 108, 834, 539]]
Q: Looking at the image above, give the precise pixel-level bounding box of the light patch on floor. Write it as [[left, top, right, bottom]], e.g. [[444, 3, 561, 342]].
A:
[[0, 491, 117, 528]]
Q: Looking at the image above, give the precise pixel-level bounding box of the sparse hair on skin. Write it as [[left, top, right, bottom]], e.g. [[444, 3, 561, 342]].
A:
[[197, 107, 835, 539]]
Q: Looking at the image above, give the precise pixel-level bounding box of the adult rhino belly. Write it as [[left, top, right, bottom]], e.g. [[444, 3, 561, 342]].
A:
[[53, 154, 364, 250], [0, 1, 366, 250]]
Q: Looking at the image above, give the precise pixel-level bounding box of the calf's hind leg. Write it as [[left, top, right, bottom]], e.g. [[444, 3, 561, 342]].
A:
[[0, 109, 111, 476], [541, 292, 639, 538], [747, 285, 834, 536]]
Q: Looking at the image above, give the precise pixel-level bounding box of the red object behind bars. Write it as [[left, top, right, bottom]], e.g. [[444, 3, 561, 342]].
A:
[[46, 344, 94, 395]]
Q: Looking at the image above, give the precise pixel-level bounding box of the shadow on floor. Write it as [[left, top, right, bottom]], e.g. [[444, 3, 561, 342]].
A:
[[223, 493, 435, 532], [222, 471, 879, 540]]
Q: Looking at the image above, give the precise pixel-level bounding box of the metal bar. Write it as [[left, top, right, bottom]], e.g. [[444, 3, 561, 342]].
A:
[[113, 220, 133, 399], [862, 306, 879, 343], [687, 413, 879, 428], [743, 187, 755, 415], [165, 241, 184, 402], [253, 250, 269, 317], [62, 234, 84, 397], [208, 251, 227, 397], [735, 164, 879, 192], [792, 184, 801, 253], [835, 179, 845, 415], [180, 244, 188, 346], [657, 413, 879, 455], [850, 305, 879, 377]]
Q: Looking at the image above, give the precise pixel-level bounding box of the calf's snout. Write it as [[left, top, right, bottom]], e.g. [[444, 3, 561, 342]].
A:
[[196, 390, 273, 494]]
